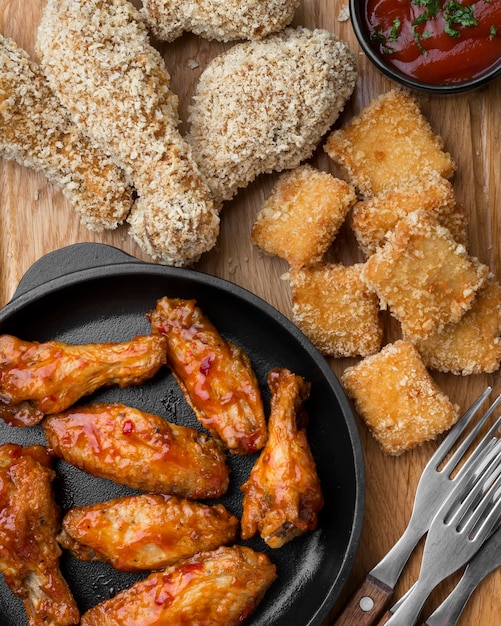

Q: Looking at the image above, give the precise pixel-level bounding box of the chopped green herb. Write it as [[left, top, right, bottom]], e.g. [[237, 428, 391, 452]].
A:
[[370, 21, 401, 54], [389, 18, 402, 41], [490, 25, 498, 40], [443, 1, 478, 38]]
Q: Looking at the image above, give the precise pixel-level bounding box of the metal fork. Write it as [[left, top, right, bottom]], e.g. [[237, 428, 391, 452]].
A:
[[333, 388, 501, 626], [423, 523, 501, 626], [382, 442, 501, 626]]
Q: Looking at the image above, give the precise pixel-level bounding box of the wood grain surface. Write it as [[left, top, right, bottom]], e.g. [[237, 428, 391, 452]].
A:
[[1, 1, 500, 625]]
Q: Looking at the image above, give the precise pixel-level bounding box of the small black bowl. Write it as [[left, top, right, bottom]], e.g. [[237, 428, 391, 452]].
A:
[[349, 0, 501, 94]]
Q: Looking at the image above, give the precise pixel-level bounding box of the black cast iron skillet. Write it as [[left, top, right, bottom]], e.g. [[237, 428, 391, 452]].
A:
[[0, 243, 365, 625]]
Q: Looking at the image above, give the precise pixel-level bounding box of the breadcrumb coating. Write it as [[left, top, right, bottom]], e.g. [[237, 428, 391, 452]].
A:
[[141, 0, 300, 42], [37, 0, 219, 266], [187, 27, 357, 206], [362, 209, 489, 340], [324, 90, 456, 197], [410, 277, 501, 375], [352, 170, 469, 257], [342, 340, 460, 455], [252, 165, 356, 267], [0, 35, 132, 231], [290, 262, 383, 358]]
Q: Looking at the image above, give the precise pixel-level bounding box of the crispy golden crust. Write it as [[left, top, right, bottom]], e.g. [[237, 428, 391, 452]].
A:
[[187, 27, 357, 205], [362, 209, 488, 340], [410, 277, 501, 375], [141, 0, 299, 42], [352, 170, 469, 257], [324, 90, 456, 197], [37, 0, 219, 266], [252, 165, 356, 267], [0, 35, 132, 231], [80, 546, 277, 626], [289, 262, 383, 357], [342, 340, 460, 455]]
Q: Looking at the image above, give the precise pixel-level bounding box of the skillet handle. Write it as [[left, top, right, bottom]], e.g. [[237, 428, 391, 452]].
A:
[[332, 576, 393, 626], [13, 243, 140, 299]]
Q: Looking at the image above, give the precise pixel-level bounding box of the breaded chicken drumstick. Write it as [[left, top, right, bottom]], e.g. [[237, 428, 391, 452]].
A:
[[0, 444, 79, 626], [141, 0, 299, 42], [37, 0, 219, 266], [0, 35, 132, 231], [187, 27, 357, 206]]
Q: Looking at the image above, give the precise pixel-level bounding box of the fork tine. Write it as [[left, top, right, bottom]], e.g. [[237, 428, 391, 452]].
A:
[[440, 393, 501, 477], [458, 472, 501, 539]]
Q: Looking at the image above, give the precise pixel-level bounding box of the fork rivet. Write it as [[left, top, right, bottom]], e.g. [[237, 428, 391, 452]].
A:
[[359, 596, 375, 612]]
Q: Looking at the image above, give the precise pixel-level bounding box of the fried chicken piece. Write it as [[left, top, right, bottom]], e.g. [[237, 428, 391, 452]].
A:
[[141, 0, 299, 42], [187, 27, 357, 206], [241, 368, 324, 548], [80, 545, 277, 626], [252, 165, 356, 268], [58, 493, 239, 572], [0, 333, 168, 427], [342, 341, 460, 455], [352, 170, 469, 257], [362, 210, 489, 340], [0, 444, 79, 626], [0, 35, 132, 231], [325, 90, 456, 197], [149, 297, 267, 455], [289, 262, 383, 358], [37, 0, 219, 266], [43, 403, 229, 499]]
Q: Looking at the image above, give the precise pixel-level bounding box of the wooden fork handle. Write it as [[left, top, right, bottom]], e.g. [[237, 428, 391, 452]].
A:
[[332, 576, 393, 626]]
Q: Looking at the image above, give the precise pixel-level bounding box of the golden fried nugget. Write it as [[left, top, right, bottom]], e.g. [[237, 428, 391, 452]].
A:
[[362, 209, 489, 340], [410, 278, 501, 375], [141, 0, 299, 42], [324, 90, 456, 197], [252, 165, 356, 267], [37, 0, 219, 266], [0, 35, 132, 231], [342, 340, 460, 455], [187, 27, 357, 205], [352, 170, 468, 256], [289, 262, 382, 357]]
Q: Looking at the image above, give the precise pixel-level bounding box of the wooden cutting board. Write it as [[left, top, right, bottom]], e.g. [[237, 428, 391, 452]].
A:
[[1, 1, 500, 624]]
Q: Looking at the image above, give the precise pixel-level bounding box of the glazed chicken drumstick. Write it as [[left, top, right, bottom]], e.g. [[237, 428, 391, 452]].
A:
[[43, 402, 230, 499], [80, 545, 277, 626], [58, 493, 239, 572], [0, 444, 79, 626], [0, 333, 167, 426], [241, 368, 324, 548], [149, 297, 267, 454]]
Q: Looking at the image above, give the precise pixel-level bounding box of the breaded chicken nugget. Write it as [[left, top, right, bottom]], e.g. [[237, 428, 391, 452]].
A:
[[325, 90, 456, 197], [362, 209, 488, 340], [141, 0, 299, 42], [352, 170, 469, 256], [252, 165, 356, 267], [289, 262, 383, 358], [37, 0, 219, 266], [0, 35, 132, 231], [187, 27, 357, 206], [342, 340, 459, 455], [410, 277, 501, 375]]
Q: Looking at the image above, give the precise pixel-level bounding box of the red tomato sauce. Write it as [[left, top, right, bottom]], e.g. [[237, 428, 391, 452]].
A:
[[365, 0, 501, 84]]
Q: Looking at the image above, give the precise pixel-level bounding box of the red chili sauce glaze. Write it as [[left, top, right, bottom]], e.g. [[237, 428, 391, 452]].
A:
[[365, 0, 501, 84]]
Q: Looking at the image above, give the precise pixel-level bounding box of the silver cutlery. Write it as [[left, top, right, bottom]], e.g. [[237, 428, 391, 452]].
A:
[[380, 440, 501, 626], [333, 388, 501, 626], [423, 522, 501, 626]]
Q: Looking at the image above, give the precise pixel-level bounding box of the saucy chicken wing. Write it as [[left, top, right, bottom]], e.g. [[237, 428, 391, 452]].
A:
[[80, 545, 277, 626], [43, 402, 229, 499], [58, 493, 239, 572], [241, 368, 324, 548], [149, 297, 267, 454], [0, 333, 167, 427], [0, 444, 79, 626]]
